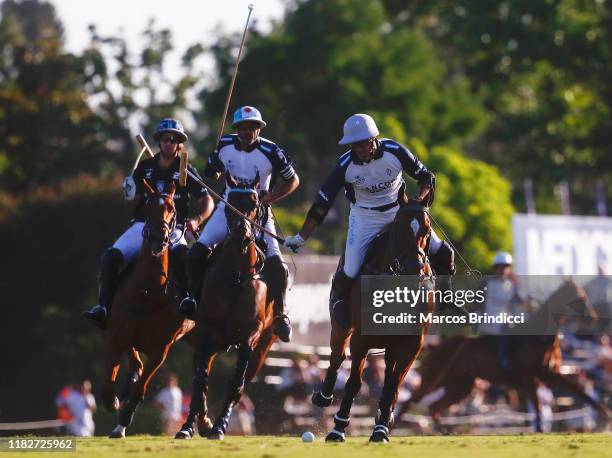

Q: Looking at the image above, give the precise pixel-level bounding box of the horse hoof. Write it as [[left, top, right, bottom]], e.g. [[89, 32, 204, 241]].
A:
[[369, 425, 390, 443], [312, 391, 333, 408], [325, 431, 345, 442], [108, 426, 126, 439], [174, 428, 194, 440], [369, 432, 389, 443], [197, 415, 213, 437], [207, 429, 224, 440]]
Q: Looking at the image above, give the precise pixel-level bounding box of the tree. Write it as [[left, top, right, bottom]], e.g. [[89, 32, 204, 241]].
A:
[[80, 21, 207, 169], [195, 0, 489, 178], [398, 0, 612, 213], [195, 0, 510, 269], [0, 0, 111, 191]]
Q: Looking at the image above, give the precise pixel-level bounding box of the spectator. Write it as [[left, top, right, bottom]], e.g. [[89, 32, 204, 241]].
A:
[[530, 382, 554, 432], [277, 358, 308, 398], [55, 380, 96, 436], [303, 354, 322, 392], [583, 265, 612, 335], [154, 373, 183, 435]]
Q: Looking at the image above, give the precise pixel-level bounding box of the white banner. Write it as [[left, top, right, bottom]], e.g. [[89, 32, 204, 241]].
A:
[[513, 214, 612, 275]]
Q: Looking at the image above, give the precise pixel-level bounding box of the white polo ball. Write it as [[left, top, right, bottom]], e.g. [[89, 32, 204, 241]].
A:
[[301, 431, 315, 443]]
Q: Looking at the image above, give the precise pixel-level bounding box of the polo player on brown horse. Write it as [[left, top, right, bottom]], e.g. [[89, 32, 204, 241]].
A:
[[103, 181, 202, 438], [176, 173, 280, 440], [83, 119, 214, 437], [285, 114, 454, 442]]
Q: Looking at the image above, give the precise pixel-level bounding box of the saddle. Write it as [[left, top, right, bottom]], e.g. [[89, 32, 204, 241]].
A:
[[336, 200, 430, 276]]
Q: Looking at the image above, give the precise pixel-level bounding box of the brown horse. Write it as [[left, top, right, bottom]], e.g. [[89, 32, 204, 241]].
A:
[[312, 200, 435, 442], [398, 278, 610, 432], [102, 180, 195, 438], [175, 173, 277, 440]]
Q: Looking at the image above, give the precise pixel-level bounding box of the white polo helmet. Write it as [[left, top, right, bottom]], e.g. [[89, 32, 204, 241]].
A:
[[338, 113, 380, 145], [493, 251, 513, 266], [232, 106, 267, 128]]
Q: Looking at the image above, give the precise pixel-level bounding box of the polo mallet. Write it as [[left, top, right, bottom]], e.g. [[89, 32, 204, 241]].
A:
[[132, 134, 155, 173], [216, 4, 255, 143], [179, 149, 188, 187]]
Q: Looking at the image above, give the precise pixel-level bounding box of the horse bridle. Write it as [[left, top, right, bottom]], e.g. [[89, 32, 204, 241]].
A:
[[387, 205, 430, 276], [226, 188, 266, 282], [142, 193, 177, 256]]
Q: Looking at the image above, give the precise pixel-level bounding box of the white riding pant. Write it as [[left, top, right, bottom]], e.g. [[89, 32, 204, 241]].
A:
[[343, 205, 443, 278], [112, 222, 187, 263], [197, 204, 283, 259]]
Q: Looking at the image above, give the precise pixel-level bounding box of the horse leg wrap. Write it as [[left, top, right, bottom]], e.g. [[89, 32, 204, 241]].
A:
[[190, 369, 210, 415], [333, 414, 350, 431], [212, 405, 233, 434], [370, 423, 390, 442], [118, 396, 143, 427], [375, 408, 395, 429], [119, 371, 140, 401]]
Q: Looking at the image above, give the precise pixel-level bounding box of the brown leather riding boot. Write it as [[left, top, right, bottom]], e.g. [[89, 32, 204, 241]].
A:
[[330, 270, 354, 329], [83, 248, 124, 328], [178, 243, 212, 319], [264, 255, 292, 342]]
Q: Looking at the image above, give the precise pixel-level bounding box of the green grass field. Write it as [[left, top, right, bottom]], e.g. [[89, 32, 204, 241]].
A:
[[2, 434, 610, 458]]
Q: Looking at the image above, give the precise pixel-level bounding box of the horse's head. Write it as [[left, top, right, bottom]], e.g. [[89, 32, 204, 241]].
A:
[[545, 277, 598, 324], [389, 199, 431, 275], [224, 172, 260, 252], [142, 180, 177, 257]]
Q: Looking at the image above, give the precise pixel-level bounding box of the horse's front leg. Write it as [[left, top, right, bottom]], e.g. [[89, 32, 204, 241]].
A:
[[325, 341, 368, 442], [176, 332, 217, 439], [209, 341, 254, 440], [370, 339, 423, 443], [525, 380, 543, 433], [313, 323, 352, 407], [110, 344, 171, 438], [120, 347, 143, 401], [102, 346, 122, 412], [245, 324, 276, 384]]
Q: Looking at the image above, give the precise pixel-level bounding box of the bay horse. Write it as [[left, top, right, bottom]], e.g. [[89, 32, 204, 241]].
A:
[[398, 278, 610, 432], [102, 180, 195, 438], [176, 172, 277, 440], [312, 200, 435, 443]]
